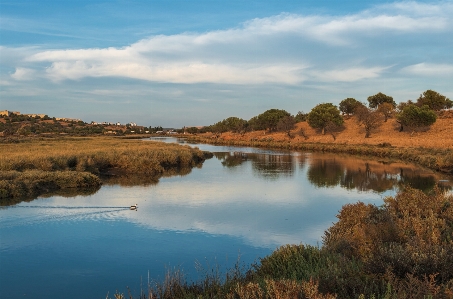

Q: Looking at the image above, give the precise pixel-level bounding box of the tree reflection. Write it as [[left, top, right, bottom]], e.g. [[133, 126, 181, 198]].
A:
[[251, 154, 294, 179], [399, 168, 436, 193], [216, 152, 295, 179], [306, 154, 451, 193], [307, 158, 343, 188], [216, 152, 247, 168], [340, 164, 397, 192]]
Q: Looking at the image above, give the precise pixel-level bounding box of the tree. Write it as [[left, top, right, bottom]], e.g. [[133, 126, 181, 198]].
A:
[[255, 109, 291, 132], [222, 117, 247, 133], [339, 98, 363, 116], [367, 92, 396, 109], [355, 106, 384, 138], [397, 100, 415, 112], [377, 102, 395, 122], [294, 111, 307, 122], [276, 115, 296, 137], [307, 103, 343, 135], [396, 104, 437, 132], [416, 90, 452, 111]]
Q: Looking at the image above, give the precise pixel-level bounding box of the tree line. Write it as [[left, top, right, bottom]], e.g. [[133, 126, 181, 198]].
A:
[[187, 89, 451, 138]]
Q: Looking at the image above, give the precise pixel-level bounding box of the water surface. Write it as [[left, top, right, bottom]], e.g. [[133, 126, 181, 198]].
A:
[[1, 138, 450, 299]]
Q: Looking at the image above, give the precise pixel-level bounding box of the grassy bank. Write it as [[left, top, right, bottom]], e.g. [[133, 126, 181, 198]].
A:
[[111, 187, 453, 299], [0, 136, 212, 201], [185, 135, 453, 174]]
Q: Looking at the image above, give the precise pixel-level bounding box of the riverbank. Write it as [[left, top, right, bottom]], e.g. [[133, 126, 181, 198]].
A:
[[0, 136, 212, 202], [185, 117, 453, 174]]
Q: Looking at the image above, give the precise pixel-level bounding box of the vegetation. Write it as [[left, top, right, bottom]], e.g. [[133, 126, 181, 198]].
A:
[[110, 187, 453, 299], [377, 102, 395, 122], [276, 115, 296, 137], [396, 104, 437, 132], [355, 106, 384, 138], [307, 103, 344, 135], [0, 170, 101, 202], [0, 137, 212, 201], [254, 109, 291, 132], [367, 92, 396, 109], [339, 98, 363, 116], [416, 90, 452, 111], [209, 117, 248, 134]]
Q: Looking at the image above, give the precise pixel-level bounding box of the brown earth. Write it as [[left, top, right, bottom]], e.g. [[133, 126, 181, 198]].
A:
[[204, 115, 453, 150]]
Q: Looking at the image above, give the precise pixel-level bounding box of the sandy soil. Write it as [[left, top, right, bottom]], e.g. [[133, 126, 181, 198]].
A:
[[205, 113, 453, 149]]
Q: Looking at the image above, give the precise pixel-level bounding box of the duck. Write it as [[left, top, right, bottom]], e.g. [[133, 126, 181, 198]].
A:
[[130, 204, 138, 210]]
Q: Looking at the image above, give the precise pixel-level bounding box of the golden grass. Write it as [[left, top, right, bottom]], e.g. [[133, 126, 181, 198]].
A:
[[187, 117, 453, 173], [0, 136, 212, 201], [0, 136, 210, 175], [211, 117, 453, 149]]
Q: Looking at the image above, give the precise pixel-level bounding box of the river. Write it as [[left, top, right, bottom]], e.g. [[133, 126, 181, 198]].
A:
[[0, 137, 451, 299]]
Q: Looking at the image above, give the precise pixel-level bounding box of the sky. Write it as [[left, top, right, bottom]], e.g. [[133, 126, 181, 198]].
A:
[[1, 0, 452, 128]]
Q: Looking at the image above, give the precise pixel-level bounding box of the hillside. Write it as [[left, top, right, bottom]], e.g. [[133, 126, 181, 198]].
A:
[[205, 113, 453, 150]]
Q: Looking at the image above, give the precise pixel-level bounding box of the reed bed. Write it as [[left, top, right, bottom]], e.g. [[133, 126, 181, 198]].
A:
[[0, 170, 101, 201], [0, 137, 212, 200]]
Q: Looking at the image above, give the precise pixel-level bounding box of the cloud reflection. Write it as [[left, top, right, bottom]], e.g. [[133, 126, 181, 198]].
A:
[[12, 150, 451, 248]]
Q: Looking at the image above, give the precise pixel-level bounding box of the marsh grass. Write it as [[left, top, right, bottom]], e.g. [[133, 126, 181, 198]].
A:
[[0, 170, 101, 202], [0, 137, 212, 200]]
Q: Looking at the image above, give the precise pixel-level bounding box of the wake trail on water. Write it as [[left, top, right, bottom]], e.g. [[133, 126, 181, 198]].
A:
[[1, 206, 136, 228], [12, 205, 132, 209]]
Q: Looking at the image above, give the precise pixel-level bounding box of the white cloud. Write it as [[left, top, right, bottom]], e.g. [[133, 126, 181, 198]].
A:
[[10, 67, 36, 81], [5, 1, 453, 86], [311, 66, 388, 82], [401, 63, 453, 76]]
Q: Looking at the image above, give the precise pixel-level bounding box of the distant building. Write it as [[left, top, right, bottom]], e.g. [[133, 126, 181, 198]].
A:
[[24, 114, 47, 118], [0, 110, 21, 116]]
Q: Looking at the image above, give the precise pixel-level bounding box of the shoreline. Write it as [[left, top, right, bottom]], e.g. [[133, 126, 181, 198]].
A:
[[184, 135, 453, 174]]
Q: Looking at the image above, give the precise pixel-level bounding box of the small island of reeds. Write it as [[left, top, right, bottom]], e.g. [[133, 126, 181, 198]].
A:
[[0, 136, 212, 203]]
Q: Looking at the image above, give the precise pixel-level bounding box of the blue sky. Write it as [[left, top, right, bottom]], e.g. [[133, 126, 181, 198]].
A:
[[1, 0, 452, 127]]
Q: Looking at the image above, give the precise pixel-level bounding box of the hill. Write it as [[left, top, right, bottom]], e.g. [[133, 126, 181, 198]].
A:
[[204, 111, 453, 150]]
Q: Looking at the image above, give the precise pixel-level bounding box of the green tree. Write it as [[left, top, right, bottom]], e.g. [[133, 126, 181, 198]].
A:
[[255, 109, 291, 132], [339, 98, 363, 116], [367, 92, 396, 109], [294, 111, 307, 122], [396, 104, 437, 132], [221, 117, 247, 133], [416, 89, 452, 111], [307, 103, 344, 135]]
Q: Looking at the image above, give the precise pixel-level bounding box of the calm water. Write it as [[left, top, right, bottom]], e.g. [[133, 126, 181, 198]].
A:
[[1, 138, 451, 299]]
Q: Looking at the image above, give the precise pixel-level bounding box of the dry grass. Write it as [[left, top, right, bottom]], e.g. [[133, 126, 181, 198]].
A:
[[187, 117, 453, 173], [204, 117, 453, 149], [0, 136, 212, 201], [0, 136, 210, 175]]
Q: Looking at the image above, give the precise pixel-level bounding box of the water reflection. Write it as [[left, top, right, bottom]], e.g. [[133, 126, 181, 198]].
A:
[[306, 153, 449, 193], [101, 166, 199, 186], [0, 186, 101, 207], [1, 139, 452, 299], [214, 151, 451, 193], [216, 152, 295, 179]]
